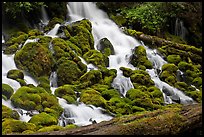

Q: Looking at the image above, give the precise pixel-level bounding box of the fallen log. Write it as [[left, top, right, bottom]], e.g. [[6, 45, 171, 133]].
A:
[[28, 103, 202, 135]]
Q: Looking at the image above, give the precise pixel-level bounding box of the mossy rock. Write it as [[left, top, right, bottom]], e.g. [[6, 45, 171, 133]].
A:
[[165, 75, 177, 86], [130, 70, 154, 87], [2, 118, 37, 135], [65, 40, 82, 56], [65, 124, 78, 129], [147, 86, 163, 99], [28, 112, 58, 128], [120, 67, 133, 77], [110, 14, 127, 27], [2, 105, 20, 120], [130, 45, 153, 69], [107, 97, 132, 115], [161, 63, 178, 74], [16, 78, 27, 86], [54, 84, 77, 104], [83, 49, 108, 68], [90, 84, 110, 93], [100, 67, 117, 86], [132, 106, 146, 113], [10, 86, 63, 118], [5, 33, 28, 46], [178, 61, 194, 72], [56, 58, 83, 86], [28, 29, 44, 37], [3, 43, 19, 54], [167, 54, 181, 65], [37, 76, 51, 94], [7, 69, 24, 81], [175, 82, 189, 92], [38, 36, 52, 45], [44, 17, 64, 32], [97, 37, 115, 56], [2, 83, 14, 100], [67, 19, 94, 53], [192, 77, 202, 88], [79, 88, 107, 108], [101, 89, 121, 100], [79, 70, 103, 87], [186, 90, 202, 103], [14, 42, 54, 78], [37, 125, 64, 132]]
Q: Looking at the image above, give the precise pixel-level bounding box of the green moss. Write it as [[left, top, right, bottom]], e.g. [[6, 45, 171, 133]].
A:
[[110, 14, 127, 27], [161, 63, 178, 73], [54, 84, 77, 104], [7, 69, 24, 80], [130, 45, 153, 69], [65, 124, 78, 129], [192, 77, 202, 88], [14, 42, 54, 78], [37, 125, 64, 132], [2, 83, 14, 100], [186, 90, 202, 103], [38, 36, 52, 45], [132, 106, 146, 113], [2, 118, 37, 135], [167, 54, 181, 65], [66, 40, 82, 56], [175, 82, 188, 92], [2, 105, 20, 120], [57, 58, 83, 86], [28, 29, 44, 37], [101, 89, 121, 100], [120, 67, 133, 77], [97, 38, 115, 55], [16, 78, 27, 86], [6, 33, 28, 46], [3, 43, 19, 54], [83, 49, 108, 68], [10, 86, 63, 118], [165, 76, 177, 86], [28, 112, 58, 128], [178, 61, 193, 71], [44, 17, 64, 32], [79, 88, 107, 108], [147, 86, 163, 99], [37, 76, 51, 94]]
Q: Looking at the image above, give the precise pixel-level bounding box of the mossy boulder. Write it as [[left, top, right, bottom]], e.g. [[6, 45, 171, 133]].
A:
[[28, 112, 58, 128], [7, 69, 24, 80], [167, 54, 181, 65], [97, 38, 115, 56], [37, 125, 64, 133], [37, 36, 52, 45], [130, 45, 153, 69], [2, 118, 37, 135], [192, 77, 202, 88], [130, 70, 154, 87], [56, 58, 83, 86], [83, 49, 108, 68], [54, 84, 77, 104], [100, 67, 117, 86], [101, 89, 121, 100], [2, 105, 20, 120], [186, 90, 202, 103], [5, 32, 28, 46], [2, 83, 14, 100], [3, 43, 19, 54], [120, 67, 133, 77], [37, 76, 51, 94], [14, 42, 54, 78], [67, 19, 94, 54], [10, 86, 63, 118], [28, 29, 44, 37], [44, 17, 64, 32], [79, 88, 107, 108], [79, 70, 103, 88]]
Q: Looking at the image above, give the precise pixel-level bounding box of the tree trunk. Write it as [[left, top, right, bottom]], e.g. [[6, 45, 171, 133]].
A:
[[28, 103, 202, 135]]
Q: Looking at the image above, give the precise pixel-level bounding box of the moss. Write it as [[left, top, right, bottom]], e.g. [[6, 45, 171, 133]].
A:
[[186, 90, 202, 103], [110, 14, 127, 27], [161, 63, 178, 73], [66, 40, 82, 56], [130, 70, 154, 87], [97, 37, 115, 56], [10, 86, 63, 118], [175, 82, 188, 92], [37, 125, 64, 132], [7, 69, 24, 80], [167, 54, 181, 65], [132, 106, 146, 113], [56, 58, 83, 86], [101, 68, 117, 86], [38, 36, 52, 45], [65, 124, 78, 129], [2, 118, 37, 135], [101, 89, 121, 100], [130, 45, 153, 69], [37, 76, 51, 94], [28, 112, 58, 128], [16, 78, 27, 86], [147, 86, 163, 99], [91, 84, 110, 93], [44, 17, 64, 32], [54, 84, 77, 104], [165, 76, 177, 86], [28, 29, 44, 37], [2, 105, 20, 120], [120, 67, 133, 77], [83, 49, 108, 68], [79, 88, 108, 108], [2, 83, 14, 99], [5, 33, 28, 46], [192, 77, 202, 88], [22, 130, 35, 134], [3, 43, 19, 54], [14, 42, 54, 78]]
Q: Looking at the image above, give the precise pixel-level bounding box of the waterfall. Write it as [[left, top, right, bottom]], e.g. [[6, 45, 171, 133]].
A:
[[41, 5, 49, 24], [175, 18, 187, 40]]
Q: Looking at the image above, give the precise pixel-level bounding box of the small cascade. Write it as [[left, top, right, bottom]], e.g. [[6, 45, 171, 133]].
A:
[[175, 18, 187, 40], [45, 23, 61, 37], [41, 5, 49, 24], [58, 98, 113, 127], [50, 71, 58, 88]]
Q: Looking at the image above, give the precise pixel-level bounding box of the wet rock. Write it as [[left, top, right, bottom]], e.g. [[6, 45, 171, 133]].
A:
[[170, 94, 180, 104], [97, 37, 115, 55], [162, 86, 174, 96]]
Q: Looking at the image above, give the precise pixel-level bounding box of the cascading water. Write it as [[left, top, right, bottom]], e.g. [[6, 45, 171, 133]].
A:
[[175, 18, 187, 40], [41, 5, 49, 24], [2, 2, 195, 129]]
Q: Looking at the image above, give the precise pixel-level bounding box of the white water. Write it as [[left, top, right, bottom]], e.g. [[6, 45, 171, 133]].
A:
[[41, 6, 49, 24], [2, 2, 194, 128], [175, 18, 187, 40]]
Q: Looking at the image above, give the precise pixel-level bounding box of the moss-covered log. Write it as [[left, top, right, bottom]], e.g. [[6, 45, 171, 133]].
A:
[[24, 103, 202, 135]]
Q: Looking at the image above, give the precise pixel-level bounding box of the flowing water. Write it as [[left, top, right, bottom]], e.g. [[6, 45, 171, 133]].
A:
[[175, 18, 187, 40], [2, 2, 194, 127]]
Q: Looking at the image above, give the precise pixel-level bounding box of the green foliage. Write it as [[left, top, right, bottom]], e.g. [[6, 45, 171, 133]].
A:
[[3, 2, 45, 19]]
